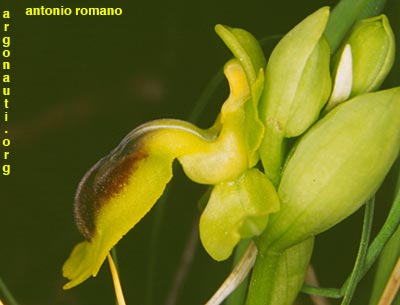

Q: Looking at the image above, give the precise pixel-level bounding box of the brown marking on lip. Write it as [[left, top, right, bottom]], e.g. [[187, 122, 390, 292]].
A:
[[74, 150, 148, 240]]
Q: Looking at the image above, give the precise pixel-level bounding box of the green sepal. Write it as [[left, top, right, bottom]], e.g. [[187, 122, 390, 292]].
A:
[[243, 71, 265, 167], [215, 24, 266, 90], [199, 168, 280, 261], [284, 37, 331, 137]]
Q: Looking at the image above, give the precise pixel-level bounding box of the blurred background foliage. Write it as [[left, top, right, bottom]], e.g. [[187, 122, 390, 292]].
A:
[[0, 0, 399, 304]]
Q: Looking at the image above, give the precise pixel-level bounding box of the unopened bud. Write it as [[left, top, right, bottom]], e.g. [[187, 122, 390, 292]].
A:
[[259, 7, 331, 138], [260, 88, 400, 252], [259, 7, 332, 185], [336, 15, 395, 97]]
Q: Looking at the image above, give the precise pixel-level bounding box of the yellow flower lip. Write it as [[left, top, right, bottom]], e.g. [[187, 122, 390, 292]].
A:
[[200, 168, 280, 261], [63, 59, 264, 289], [74, 148, 148, 240]]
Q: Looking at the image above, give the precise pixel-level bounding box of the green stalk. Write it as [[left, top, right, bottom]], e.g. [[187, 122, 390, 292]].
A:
[[259, 127, 285, 187], [246, 238, 314, 305], [340, 198, 375, 305]]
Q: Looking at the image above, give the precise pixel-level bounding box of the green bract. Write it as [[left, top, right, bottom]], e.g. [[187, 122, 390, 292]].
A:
[[259, 88, 400, 252]]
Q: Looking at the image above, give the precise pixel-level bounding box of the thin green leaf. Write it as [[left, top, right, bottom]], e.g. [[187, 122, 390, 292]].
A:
[[369, 160, 400, 305], [341, 198, 375, 305], [364, 187, 400, 275]]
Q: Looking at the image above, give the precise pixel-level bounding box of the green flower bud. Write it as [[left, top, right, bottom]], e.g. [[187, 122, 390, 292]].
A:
[[258, 7, 332, 185], [260, 88, 400, 252], [199, 169, 280, 261], [336, 15, 395, 97], [259, 7, 331, 138]]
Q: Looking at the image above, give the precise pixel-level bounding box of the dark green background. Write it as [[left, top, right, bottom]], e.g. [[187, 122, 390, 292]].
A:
[[1, 0, 399, 304]]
